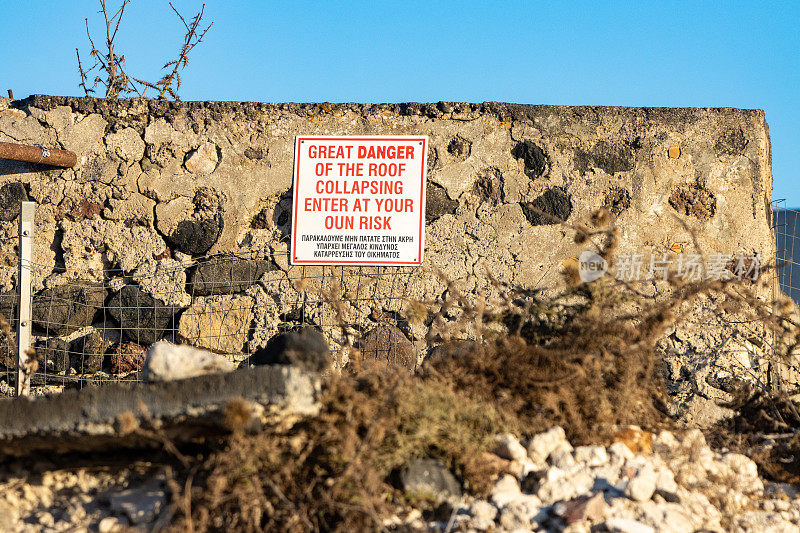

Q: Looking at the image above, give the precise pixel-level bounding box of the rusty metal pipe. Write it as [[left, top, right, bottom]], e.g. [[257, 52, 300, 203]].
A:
[[0, 141, 77, 168]]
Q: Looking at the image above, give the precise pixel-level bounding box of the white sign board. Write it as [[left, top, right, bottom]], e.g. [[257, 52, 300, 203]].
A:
[[291, 136, 427, 266]]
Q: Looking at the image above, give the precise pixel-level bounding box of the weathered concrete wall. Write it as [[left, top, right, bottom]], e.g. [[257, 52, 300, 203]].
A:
[[0, 96, 778, 414]]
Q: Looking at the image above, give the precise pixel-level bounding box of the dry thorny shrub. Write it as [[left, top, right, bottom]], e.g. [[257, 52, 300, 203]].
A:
[[77, 0, 212, 99], [165, 209, 800, 531]]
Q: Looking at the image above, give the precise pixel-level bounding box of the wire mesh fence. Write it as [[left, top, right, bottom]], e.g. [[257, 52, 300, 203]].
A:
[[0, 249, 420, 395]]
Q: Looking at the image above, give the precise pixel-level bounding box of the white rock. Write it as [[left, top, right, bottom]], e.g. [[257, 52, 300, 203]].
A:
[[468, 500, 497, 530], [722, 452, 763, 492], [550, 444, 577, 469], [185, 141, 219, 174], [142, 341, 236, 382], [495, 433, 528, 462], [491, 474, 522, 508], [655, 466, 678, 495], [604, 517, 655, 533], [527, 426, 567, 463], [625, 461, 658, 502], [98, 516, 120, 533], [609, 441, 634, 461], [574, 445, 609, 467]]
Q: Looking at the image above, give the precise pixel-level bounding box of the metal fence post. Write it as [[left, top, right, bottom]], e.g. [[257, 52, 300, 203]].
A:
[[15, 201, 34, 397]]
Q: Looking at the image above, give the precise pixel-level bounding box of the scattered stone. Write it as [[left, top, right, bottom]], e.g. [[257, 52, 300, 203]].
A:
[[624, 460, 658, 502], [178, 294, 254, 354], [521, 187, 572, 226], [244, 327, 330, 372], [189, 256, 277, 296], [468, 500, 497, 530], [400, 459, 461, 501], [613, 426, 653, 454], [491, 474, 523, 508], [495, 433, 528, 462], [107, 480, 166, 524], [359, 325, 415, 373], [527, 426, 568, 463], [32, 283, 106, 336], [512, 140, 547, 178], [0, 182, 30, 221], [107, 342, 147, 373], [60, 198, 104, 222], [97, 516, 120, 533], [142, 341, 235, 382], [107, 285, 178, 345], [604, 517, 655, 533], [574, 445, 609, 467], [553, 492, 607, 524]]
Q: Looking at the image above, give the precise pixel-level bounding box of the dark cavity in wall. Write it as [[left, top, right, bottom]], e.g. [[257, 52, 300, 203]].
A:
[[668, 185, 716, 220], [447, 135, 472, 161], [0, 182, 30, 221], [512, 141, 547, 178], [714, 128, 748, 157], [520, 187, 572, 226], [426, 183, 458, 223], [574, 140, 636, 175], [603, 186, 632, 216]]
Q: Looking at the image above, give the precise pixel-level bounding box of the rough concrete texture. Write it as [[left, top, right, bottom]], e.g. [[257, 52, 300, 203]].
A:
[[0, 365, 319, 455], [0, 96, 781, 417]]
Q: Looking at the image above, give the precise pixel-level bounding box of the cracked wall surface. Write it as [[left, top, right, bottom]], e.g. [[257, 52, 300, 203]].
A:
[[0, 95, 780, 417]]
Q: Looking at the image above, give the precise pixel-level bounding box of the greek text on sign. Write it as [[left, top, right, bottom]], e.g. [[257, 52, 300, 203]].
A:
[[291, 136, 427, 265]]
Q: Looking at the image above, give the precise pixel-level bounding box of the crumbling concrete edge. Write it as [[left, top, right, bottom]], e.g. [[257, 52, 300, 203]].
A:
[[0, 366, 319, 456]]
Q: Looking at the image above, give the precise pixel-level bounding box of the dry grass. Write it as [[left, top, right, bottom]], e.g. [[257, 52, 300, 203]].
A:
[[161, 209, 800, 531]]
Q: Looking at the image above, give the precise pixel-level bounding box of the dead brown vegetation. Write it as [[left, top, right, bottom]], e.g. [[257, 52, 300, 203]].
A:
[[161, 209, 800, 531]]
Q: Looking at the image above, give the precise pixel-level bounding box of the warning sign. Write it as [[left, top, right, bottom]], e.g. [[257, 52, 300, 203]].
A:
[[291, 136, 427, 266]]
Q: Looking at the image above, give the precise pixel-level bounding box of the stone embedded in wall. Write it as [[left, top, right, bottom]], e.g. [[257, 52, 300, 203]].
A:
[[107, 286, 178, 346], [512, 140, 548, 178], [69, 330, 108, 373], [178, 294, 254, 354], [59, 217, 168, 275], [155, 188, 224, 255], [244, 327, 330, 372], [668, 185, 717, 220], [0, 182, 30, 221], [108, 341, 147, 374], [184, 141, 220, 175], [426, 182, 458, 223], [520, 187, 572, 226], [37, 339, 70, 373], [105, 127, 145, 162], [590, 140, 635, 175], [359, 325, 416, 373], [189, 257, 277, 296], [473, 168, 505, 204], [603, 186, 632, 216], [132, 258, 192, 307], [715, 128, 748, 157], [32, 283, 106, 336]]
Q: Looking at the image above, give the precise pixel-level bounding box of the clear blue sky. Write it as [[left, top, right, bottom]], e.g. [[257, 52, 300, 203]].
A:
[[2, 1, 798, 200]]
